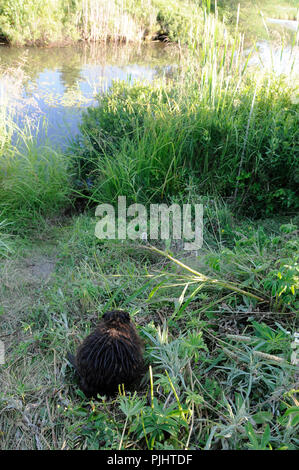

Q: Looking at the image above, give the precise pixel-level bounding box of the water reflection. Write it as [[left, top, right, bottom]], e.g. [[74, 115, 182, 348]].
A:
[[0, 42, 179, 147], [245, 18, 298, 76], [246, 41, 299, 76], [0, 29, 298, 149]]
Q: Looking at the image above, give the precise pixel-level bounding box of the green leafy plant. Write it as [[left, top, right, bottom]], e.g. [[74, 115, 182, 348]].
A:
[[263, 263, 299, 310], [245, 422, 272, 450]]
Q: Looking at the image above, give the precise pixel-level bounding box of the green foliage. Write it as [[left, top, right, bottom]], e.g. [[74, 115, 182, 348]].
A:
[[143, 324, 208, 391], [245, 422, 272, 450], [154, 0, 204, 43], [0, 0, 214, 46], [251, 321, 292, 355], [0, 0, 76, 45], [201, 218, 299, 311], [264, 263, 299, 309], [65, 400, 121, 449], [131, 398, 188, 449], [73, 69, 299, 216], [0, 123, 72, 230], [0, 217, 13, 258], [1, 0, 298, 453]]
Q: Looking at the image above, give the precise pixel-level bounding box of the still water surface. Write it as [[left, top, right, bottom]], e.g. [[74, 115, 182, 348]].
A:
[[0, 20, 298, 149], [0, 42, 179, 147]]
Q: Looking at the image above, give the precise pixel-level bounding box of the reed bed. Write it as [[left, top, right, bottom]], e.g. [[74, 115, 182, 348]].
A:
[[72, 6, 298, 217]]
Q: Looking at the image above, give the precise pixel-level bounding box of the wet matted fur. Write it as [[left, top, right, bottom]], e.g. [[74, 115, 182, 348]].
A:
[[67, 310, 144, 397]]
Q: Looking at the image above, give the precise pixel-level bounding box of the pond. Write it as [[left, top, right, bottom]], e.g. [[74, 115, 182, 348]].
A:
[[0, 42, 179, 148], [0, 17, 298, 150]]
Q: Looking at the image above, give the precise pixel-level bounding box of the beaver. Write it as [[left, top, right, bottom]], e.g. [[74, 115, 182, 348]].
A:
[[67, 310, 144, 397]]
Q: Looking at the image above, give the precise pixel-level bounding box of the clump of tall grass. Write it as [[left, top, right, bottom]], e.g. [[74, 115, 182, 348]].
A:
[[0, 62, 72, 229], [0, 0, 226, 46], [72, 5, 299, 216], [0, 0, 76, 46], [0, 120, 72, 231], [77, 0, 153, 42]]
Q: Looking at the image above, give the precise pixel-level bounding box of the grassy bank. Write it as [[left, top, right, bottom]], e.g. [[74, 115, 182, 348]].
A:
[[217, 0, 298, 22], [0, 0, 297, 46], [216, 1, 299, 42], [0, 0, 209, 46], [0, 3, 298, 451], [73, 76, 299, 216], [72, 47, 299, 217]]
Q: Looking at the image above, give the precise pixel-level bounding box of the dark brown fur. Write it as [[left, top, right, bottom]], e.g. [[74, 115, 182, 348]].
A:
[[67, 310, 144, 397]]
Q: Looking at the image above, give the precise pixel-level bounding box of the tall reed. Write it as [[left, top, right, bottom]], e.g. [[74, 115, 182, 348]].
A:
[[77, 0, 149, 42], [0, 0, 226, 45], [73, 3, 299, 216]]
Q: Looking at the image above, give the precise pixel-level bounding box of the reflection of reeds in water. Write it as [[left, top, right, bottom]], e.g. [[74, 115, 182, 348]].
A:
[[77, 0, 153, 42], [78, 41, 178, 66], [0, 64, 25, 152], [0, 41, 177, 73], [0, 62, 43, 143], [0, 72, 71, 231]]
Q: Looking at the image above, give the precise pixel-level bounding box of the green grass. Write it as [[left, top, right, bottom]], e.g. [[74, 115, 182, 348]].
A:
[[0, 1, 298, 451], [71, 61, 299, 217], [0, 128, 72, 232], [0, 211, 298, 450], [217, 0, 298, 22], [216, 0, 299, 42], [0, 0, 212, 46], [0, 63, 72, 232], [0, 0, 297, 46]]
